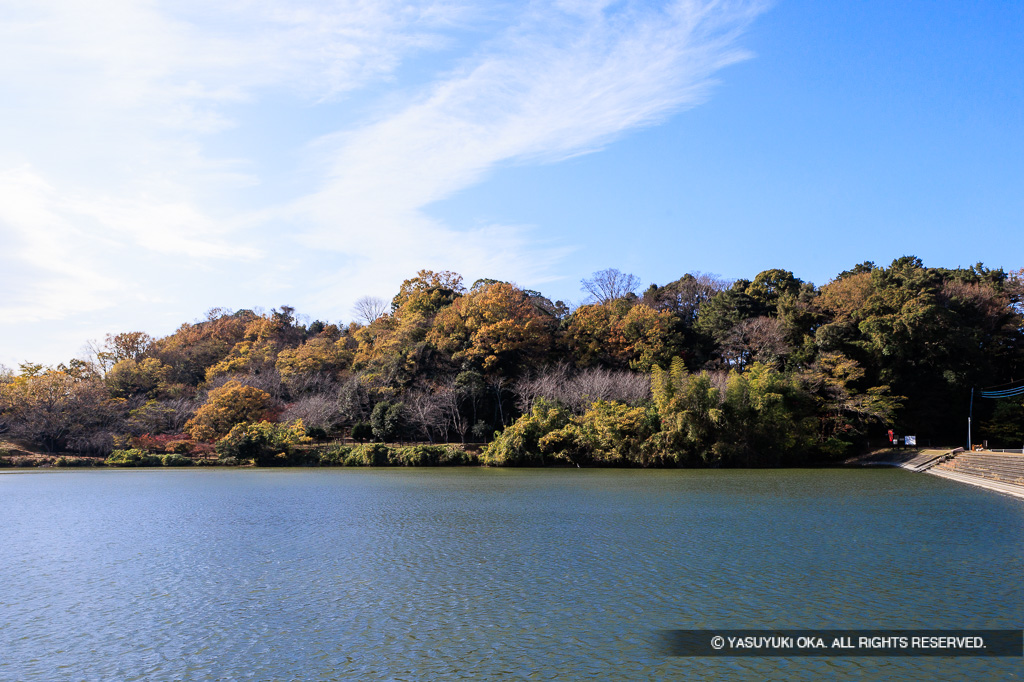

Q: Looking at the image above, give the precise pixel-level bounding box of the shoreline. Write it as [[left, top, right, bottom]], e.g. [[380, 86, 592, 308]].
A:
[[0, 462, 930, 473], [926, 467, 1024, 500]]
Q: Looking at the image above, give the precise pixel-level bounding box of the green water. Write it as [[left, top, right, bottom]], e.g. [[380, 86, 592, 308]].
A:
[[1, 468, 1021, 680]]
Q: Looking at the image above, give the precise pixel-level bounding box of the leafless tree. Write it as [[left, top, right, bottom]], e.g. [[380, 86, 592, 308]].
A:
[[706, 370, 730, 402], [512, 362, 570, 412], [939, 280, 1005, 321], [353, 296, 388, 325], [718, 317, 791, 368], [405, 389, 444, 443], [205, 307, 234, 321], [124, 396, 200, 435], [581, 268, 641, 304], [284, 372, 338, 398], [514, 364, 651, 414], [436, 380, 470, 443], [81, 339, 113, 378], [281, 394, 339, 431], [675, 272, 730, 322], [490, 376, 508, 426], [1008, 268, 1024, 316], [571, 367, 651, 410]]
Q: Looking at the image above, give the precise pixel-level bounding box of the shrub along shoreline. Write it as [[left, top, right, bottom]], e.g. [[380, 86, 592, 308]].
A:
[[0, 439, 850, 470], [0, 442, 481, 469]]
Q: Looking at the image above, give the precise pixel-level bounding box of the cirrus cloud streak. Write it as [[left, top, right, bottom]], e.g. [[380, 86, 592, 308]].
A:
[[0, 0, 764, 366]]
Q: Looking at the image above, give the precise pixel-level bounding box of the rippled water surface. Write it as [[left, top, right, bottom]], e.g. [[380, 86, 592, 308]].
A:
[[1, 468, 1022, 680]]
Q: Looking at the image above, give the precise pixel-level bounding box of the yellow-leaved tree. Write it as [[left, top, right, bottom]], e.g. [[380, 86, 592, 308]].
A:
[[427, 282, 554, 375], [185, 380, 273, 441]]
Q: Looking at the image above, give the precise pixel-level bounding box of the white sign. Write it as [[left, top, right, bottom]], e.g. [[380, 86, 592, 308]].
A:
[[905, 435, 916, 446]]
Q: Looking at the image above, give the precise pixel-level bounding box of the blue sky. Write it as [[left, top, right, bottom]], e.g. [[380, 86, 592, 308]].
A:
[[1, 0, 1022, 368]]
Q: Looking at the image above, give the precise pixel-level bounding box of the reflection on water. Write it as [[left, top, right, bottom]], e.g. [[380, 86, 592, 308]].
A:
[[1, 468, 1022, 680]]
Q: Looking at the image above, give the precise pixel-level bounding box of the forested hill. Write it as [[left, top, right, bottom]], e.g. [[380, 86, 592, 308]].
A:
[[2, 257, 1022, 467]]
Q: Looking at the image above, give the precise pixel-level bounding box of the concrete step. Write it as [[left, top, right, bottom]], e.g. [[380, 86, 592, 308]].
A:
[[928, 468, 1024, 500], [934, 452, 1024, 487], [958, 464, 1024, 474], [948, 468, 1024, 484], [951, 462, 1024, 471], [951, 460, 1024, 470]]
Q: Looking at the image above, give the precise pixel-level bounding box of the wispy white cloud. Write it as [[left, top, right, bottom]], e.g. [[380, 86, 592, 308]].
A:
[[0, 168, 121, 321], [0, 0, 764, 366], [293, 0, 762, 296]]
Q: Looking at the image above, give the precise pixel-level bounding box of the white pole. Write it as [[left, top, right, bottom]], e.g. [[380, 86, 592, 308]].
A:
[[968, 387, 974, 451]]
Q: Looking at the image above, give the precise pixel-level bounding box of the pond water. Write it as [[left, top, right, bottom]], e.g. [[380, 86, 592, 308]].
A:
[[1, 468, 1022, 680]]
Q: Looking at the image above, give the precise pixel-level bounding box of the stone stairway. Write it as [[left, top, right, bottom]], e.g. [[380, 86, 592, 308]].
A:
[[933, 451, 1024, 486], [899, 450, 957, 471]]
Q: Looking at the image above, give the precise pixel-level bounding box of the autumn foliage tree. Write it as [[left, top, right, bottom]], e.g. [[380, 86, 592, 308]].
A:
[[391, 270, 465, 316], [185, 380, 274, 441], [427, 282, 555, 376], [352, 312, 434, 389], [566, 300, 683, 371], [86, 331, 154, 377], [204, 307, 304, 381], [105, 357, 174, 398], [0, 369, 124, 453], [148, 309, 258, 385], [275, 334, 354, 385]]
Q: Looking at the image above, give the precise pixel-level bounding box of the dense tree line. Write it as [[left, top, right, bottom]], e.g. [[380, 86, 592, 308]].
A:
[[1, 257, 1022, 466]]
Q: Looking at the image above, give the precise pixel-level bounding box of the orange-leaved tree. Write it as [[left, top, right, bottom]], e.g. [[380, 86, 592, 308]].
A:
[[185, 380, 274, 441], [566, 300, 683, 372], [276, 335, 355, 384], [428, 282, 554, 375]]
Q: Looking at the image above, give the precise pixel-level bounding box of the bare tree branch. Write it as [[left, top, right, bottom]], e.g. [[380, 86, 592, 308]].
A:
[[405, 389, 444, 443], [718, 316, 791, 368], [281, 394, 340, 431], [581, 268, 641, 304], [513, 365, 650, 414], [353, 296, 388, 325]]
